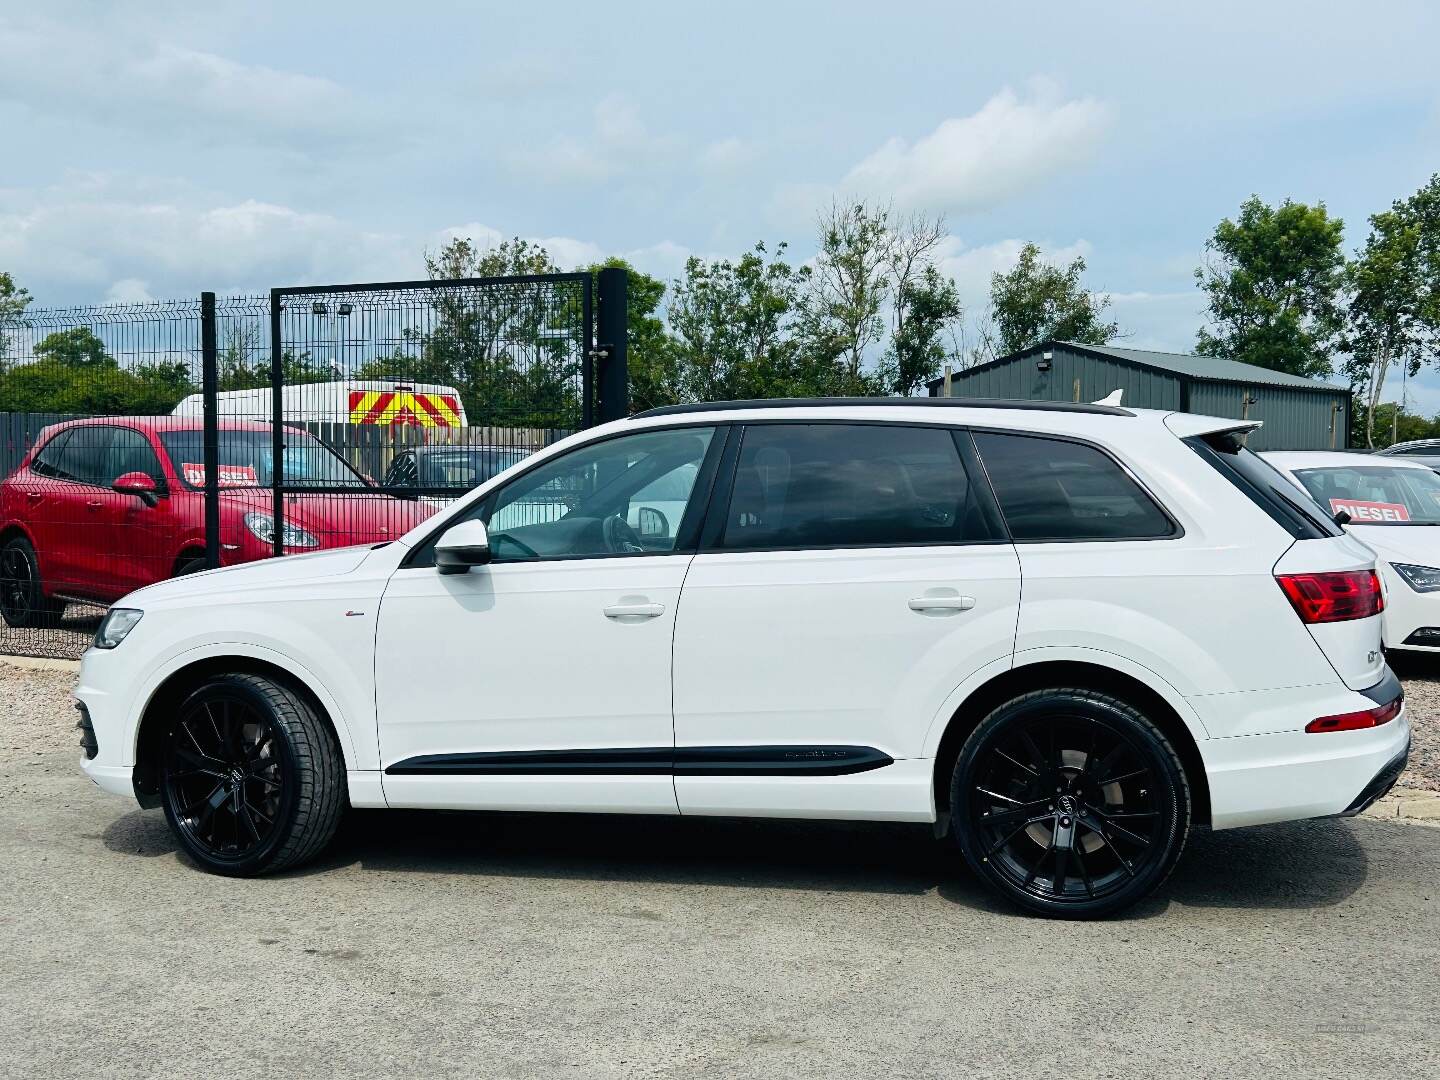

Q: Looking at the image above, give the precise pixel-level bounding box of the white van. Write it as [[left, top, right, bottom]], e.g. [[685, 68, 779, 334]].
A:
[[172, 381, 468, 429]]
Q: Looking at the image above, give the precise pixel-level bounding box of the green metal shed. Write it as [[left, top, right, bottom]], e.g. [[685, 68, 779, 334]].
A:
[[926, 340, 1351, 450]]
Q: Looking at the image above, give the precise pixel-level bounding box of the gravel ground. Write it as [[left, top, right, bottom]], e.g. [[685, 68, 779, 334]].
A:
[[1385, 653, 1440, 791], [1, 659, 1439, 1078]]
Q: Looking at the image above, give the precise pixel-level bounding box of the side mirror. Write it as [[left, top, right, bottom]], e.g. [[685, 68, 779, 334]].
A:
[[636, 506, 669, 538], [1333, 510, 1352, 527], [435, 519, 491, 575], [113, 471, 159, 507]]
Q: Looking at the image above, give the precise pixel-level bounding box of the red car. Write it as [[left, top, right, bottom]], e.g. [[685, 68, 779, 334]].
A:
[[0, 417, 436, 627]]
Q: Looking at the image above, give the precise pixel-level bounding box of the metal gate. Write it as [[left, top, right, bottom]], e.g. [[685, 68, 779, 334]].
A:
[[0, 270, 625, 658]]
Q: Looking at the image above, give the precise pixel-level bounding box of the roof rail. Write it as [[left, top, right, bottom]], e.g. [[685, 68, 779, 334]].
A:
[[631, 397, 1134, 419]]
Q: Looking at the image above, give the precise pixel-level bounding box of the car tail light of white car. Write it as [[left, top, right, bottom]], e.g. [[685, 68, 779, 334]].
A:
[[1275, 570, 1384, 623]]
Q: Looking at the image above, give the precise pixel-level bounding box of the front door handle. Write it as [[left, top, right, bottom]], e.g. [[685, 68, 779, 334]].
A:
[[86, 500, 104, 510], [603, 602, 665, 620], [908, 594, 976, 614]]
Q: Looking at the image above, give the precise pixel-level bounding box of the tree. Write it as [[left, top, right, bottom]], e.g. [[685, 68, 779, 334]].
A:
[[33, 326, 114, 369], [668, 243, 815, 400], [879, 213, 962, 396], [1195, 196, 1346, 378], [0, 271, 31, 368], [989, 243, 1119, 356], [801, 200, 892, 392]]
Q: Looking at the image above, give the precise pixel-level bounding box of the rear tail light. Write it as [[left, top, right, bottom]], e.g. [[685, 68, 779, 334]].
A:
[[1275, 570, 1384, 624], [1307, 694, 1403, 733]]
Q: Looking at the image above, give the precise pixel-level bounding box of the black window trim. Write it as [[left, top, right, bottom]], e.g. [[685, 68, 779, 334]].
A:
[[968, 425, 1185, 544], [698, 418, 1011, 556], [398, 420, 729, 569]]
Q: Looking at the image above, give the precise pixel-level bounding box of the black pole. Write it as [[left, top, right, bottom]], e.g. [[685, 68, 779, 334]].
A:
[[596, 267, 628, 423], [200, 292, 221, 569], [269, 290, 284, 558]]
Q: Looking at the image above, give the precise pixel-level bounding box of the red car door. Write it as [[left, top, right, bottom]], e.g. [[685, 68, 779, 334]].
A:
[[45, 425, 125, 601], [103, 426, 183, 594]]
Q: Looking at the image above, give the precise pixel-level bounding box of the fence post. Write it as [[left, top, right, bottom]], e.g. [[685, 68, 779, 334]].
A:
[[201, 292, 221, 570], [596, 267, 628, 423], [269, 289, 284, 557]]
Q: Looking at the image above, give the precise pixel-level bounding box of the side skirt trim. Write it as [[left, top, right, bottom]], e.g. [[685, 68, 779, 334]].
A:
[[385, 745, 894, 778]]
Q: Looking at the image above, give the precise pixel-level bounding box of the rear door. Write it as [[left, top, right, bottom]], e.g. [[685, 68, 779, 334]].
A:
[[44, 425, 120, 599], [671, 422, 1020, 820]]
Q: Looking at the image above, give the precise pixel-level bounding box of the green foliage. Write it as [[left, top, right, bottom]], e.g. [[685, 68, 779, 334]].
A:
[[0, 271, 31, 366], [34, 327, 113, 369], [1196, 196, 1346, 379], [0, 359, 195, 414], [880, 264, 963, 396], [989, 243, 1119, 356], [802, 201, 892, 391], [1343, 175, 1440, 446], [1351, 402, 1440, 449]]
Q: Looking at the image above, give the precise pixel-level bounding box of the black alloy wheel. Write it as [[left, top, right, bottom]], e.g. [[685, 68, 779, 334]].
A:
[[160, 674, 344, 876], [0, 537, 65, 629], [952, 688, 1190, 918]]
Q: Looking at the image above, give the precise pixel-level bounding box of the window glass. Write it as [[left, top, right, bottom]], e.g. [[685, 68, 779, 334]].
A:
[[30, 430, 72, 479], [56, 426, 116, 487], [1293, 465, 1440, 526], [103, 428, 162, 485], [974, 431, 1174, 541], [157, 429, 366, 489], [384, 453, 417, 487], [479, 427, 715, 560], [418, 447, 527, 488], [719, 424, 988, 550]]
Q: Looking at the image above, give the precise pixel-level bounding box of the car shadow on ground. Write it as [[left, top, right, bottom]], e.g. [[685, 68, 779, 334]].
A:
[[102, 805, 1376, 917]]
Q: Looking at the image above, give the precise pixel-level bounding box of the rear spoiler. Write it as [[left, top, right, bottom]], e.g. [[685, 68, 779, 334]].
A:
[[1163, 413, 1263, 440]]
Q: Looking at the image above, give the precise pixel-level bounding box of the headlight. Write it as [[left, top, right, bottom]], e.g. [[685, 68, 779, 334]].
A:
[[243, 512, 320, 549], [94, 608, 143, 649], [1390, 562, 1440, 592]]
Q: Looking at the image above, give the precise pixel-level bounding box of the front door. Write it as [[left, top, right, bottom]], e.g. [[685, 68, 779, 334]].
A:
[[376, 424, 720, 813], [671, 422, 1022, 820]]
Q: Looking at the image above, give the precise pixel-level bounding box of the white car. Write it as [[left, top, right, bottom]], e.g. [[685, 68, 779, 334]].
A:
[[75, 399, 1408, 918], [1267, 451, 1440, 653]]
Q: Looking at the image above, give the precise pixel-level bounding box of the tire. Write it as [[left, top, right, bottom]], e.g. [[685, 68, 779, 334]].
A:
[[174, 554, 207, 577], [160, 673, 345, 876], [950, 688, 1190, 918], [0, 536, 66, 629]]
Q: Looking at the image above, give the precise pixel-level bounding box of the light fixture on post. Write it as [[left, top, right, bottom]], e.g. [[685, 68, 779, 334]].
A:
[[312, 301, 328, 316]]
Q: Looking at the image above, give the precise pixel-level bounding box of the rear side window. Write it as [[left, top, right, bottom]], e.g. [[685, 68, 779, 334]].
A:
[[56, 426, 117, 487], [1187, 432, 1343, 539], [30, 431, 71, 478], [973, 431, 1176, 541], [718, 423, 998, 550]]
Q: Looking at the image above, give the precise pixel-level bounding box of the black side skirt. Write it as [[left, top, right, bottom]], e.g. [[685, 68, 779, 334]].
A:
[[385, 745, 894, 778]]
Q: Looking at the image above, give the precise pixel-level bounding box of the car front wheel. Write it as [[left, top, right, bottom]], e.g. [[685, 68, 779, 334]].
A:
[[160, 673, 345, 876], [951, 688, 1190, 918]]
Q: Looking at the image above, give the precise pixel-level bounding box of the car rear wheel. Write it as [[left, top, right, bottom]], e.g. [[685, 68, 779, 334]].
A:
[[160, 673, 345, 876], [951, 688, 1190, 918], [174, 554, 206, 577], [0, 537, 66, 629]]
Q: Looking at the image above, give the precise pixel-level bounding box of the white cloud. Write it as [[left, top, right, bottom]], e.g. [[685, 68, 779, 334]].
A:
[[0, 10, 358, 144], [104, 279, 155, 304], [840, 80, 1108, 212], [699, 137, 753, 171], [504, 94, 680, 183]]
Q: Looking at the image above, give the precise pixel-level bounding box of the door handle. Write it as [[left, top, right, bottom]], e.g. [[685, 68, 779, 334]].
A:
[[908, 594, 976, 614], [603, 602, 665, 620], [25, 492, 42, 501], [86, 500, 104, 509]]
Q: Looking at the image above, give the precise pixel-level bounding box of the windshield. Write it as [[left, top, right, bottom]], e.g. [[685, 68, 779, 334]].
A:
[[1293, 465, 1440, 525], [159, 428, 368, 490], [419, 447, 527, 488]]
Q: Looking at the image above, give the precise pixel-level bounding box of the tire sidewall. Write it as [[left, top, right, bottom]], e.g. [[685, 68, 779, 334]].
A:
[[1, 537, 48, 628], [950, 690, 1189, 918], [160, 677, 303, 876]]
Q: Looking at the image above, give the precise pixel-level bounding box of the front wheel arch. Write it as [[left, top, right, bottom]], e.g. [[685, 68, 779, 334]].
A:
[[932, 661, 1210, 828], [134, 656, 346, 808]]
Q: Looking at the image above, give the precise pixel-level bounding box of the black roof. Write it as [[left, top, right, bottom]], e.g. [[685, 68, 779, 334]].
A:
[[632, 397, 1133, 419]]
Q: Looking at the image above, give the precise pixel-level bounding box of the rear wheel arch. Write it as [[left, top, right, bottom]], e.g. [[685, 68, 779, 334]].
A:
[[932, 660, 1211, 828], [133, 655, 348, 808]]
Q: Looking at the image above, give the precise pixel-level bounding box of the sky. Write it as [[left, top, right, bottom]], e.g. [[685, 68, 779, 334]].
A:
[[2, 1, 1438, 404]]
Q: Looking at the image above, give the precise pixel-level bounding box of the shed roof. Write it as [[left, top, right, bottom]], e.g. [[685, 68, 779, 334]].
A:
[[932, 340, 1347, 395]]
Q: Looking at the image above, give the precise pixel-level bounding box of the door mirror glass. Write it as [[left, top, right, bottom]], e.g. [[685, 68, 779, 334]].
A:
[[636, 506, 669, 538], [435, 518, 491, 574], [112, 470, 159, 506]]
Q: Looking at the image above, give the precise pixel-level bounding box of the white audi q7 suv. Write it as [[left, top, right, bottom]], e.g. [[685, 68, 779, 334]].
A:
[[74, 399, 1409, 917]]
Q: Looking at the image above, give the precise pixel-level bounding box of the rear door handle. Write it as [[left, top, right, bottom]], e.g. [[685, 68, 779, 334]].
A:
[[86, 500, 104, 509], [603, 602, 665, 620], [908, 595, 976, 614]]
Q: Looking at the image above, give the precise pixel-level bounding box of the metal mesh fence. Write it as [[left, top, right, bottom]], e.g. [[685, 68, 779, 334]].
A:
[[0, 274, 600, 659]]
